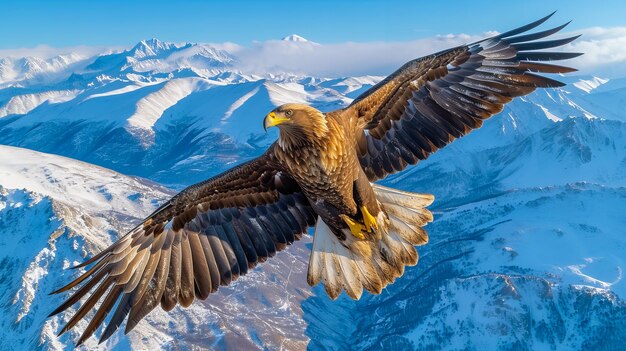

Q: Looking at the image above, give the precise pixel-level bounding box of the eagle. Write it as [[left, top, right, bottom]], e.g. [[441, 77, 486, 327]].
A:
[[50, 13, 580, 345]]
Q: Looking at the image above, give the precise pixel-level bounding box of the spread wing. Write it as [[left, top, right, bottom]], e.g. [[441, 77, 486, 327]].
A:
[[344, 13, 582, 181], [49, 151, 316, 346]]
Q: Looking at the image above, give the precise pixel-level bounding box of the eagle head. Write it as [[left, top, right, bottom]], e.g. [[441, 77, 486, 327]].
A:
[[264, 103, 329, 150]]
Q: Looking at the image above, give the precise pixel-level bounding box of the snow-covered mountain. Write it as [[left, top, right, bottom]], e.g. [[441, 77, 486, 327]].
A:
[[0, 39, 625, 350], [0, 38, 361, 187], [0, 53, 90, 88], [0, 146, 315, 350]]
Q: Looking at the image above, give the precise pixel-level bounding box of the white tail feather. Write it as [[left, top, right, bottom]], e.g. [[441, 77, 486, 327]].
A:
[[307, 184, 434, 300]]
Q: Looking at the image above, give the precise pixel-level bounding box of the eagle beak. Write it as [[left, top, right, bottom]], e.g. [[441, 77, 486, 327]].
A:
[[263, 112, 289, 132]]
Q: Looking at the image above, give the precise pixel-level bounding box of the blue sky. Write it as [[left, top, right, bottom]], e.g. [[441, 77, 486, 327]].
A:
[[1, 0, 625, 49]]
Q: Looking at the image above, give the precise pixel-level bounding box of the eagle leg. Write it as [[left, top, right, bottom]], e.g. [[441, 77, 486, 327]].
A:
[[339, 214, 366, 239], [360, 205, 379, 233]]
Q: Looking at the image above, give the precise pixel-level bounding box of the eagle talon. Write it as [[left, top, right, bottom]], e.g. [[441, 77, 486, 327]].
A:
[[360, 206, 378, 233], [340, 214, 366, 239]]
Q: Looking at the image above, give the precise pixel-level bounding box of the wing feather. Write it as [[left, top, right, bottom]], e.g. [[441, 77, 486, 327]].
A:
[[187, 230, 211, 299], [178, 232, 195, 307], [125, 229, 173, 334], [213, 225, 240, 279], [206, 226, 233, 285], [77, 285, 123, 346], [342, 13, 581, 181], [161, 229, 182, 311]]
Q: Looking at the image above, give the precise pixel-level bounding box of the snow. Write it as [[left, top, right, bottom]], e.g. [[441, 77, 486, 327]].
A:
[[458, 185, 625, 298], [0, 149, 174, 350], [0, 90, 79, 117], [127, 77, 212, 130], [0, 53, 88, 88], [573, 76, 609, 93], [396, 184, 626, 350], [128, 38, 186, 59], [0, 145, 313, 350], [83, 83, 149, 100], [0, 145, 164, 213], [538, 104, 562, 122], [221, 86, 260, 122], [282, 34, 310, 42]]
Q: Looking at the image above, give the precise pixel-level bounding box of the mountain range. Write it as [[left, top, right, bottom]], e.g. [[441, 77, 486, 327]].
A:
[[0, 37, 624, 350]]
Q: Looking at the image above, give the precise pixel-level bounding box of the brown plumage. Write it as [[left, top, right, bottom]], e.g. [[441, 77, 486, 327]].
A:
[[50, 13, 581, 346]]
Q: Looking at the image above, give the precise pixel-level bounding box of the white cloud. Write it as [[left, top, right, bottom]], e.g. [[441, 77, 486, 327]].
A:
[[228, 34, 487, 77], [231, 26, 626, 78], [2, 26, 626, 78], [561, 27, 626, 77], [0, 44, 121, 60], [227, 27, 626, 78]]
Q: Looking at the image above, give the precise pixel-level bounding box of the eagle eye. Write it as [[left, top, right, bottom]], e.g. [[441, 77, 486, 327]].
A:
[[285, 109, 293, 117]]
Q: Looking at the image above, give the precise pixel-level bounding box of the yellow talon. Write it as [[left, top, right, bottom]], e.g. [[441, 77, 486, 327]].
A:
[[360, 206, 378, 233], [340, 214, 366, 239]]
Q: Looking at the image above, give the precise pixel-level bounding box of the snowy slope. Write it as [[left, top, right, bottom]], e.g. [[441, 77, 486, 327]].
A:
[[322, 184, 626, 350], [0, 146, 315, 351], [0, 146, 171, 350], [0, 53, 89, 88]]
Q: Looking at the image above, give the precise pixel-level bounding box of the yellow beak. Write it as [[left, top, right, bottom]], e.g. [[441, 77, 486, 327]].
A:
[[263, 112, 290, 131]]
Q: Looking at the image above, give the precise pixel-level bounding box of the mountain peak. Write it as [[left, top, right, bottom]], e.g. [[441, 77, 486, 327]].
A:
[[572, 76, 609, 93], [282, 34, 309, 42], [130, 38, 187, 59]]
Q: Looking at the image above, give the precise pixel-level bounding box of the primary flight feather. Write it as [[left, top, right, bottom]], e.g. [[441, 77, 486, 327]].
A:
[[49, 13, 581, 345]]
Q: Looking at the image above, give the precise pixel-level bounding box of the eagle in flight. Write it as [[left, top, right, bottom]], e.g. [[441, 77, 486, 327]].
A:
[[50, 13, 580, 345]]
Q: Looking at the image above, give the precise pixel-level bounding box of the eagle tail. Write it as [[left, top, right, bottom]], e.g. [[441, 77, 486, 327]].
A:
[[307, 184, 433, 300]]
